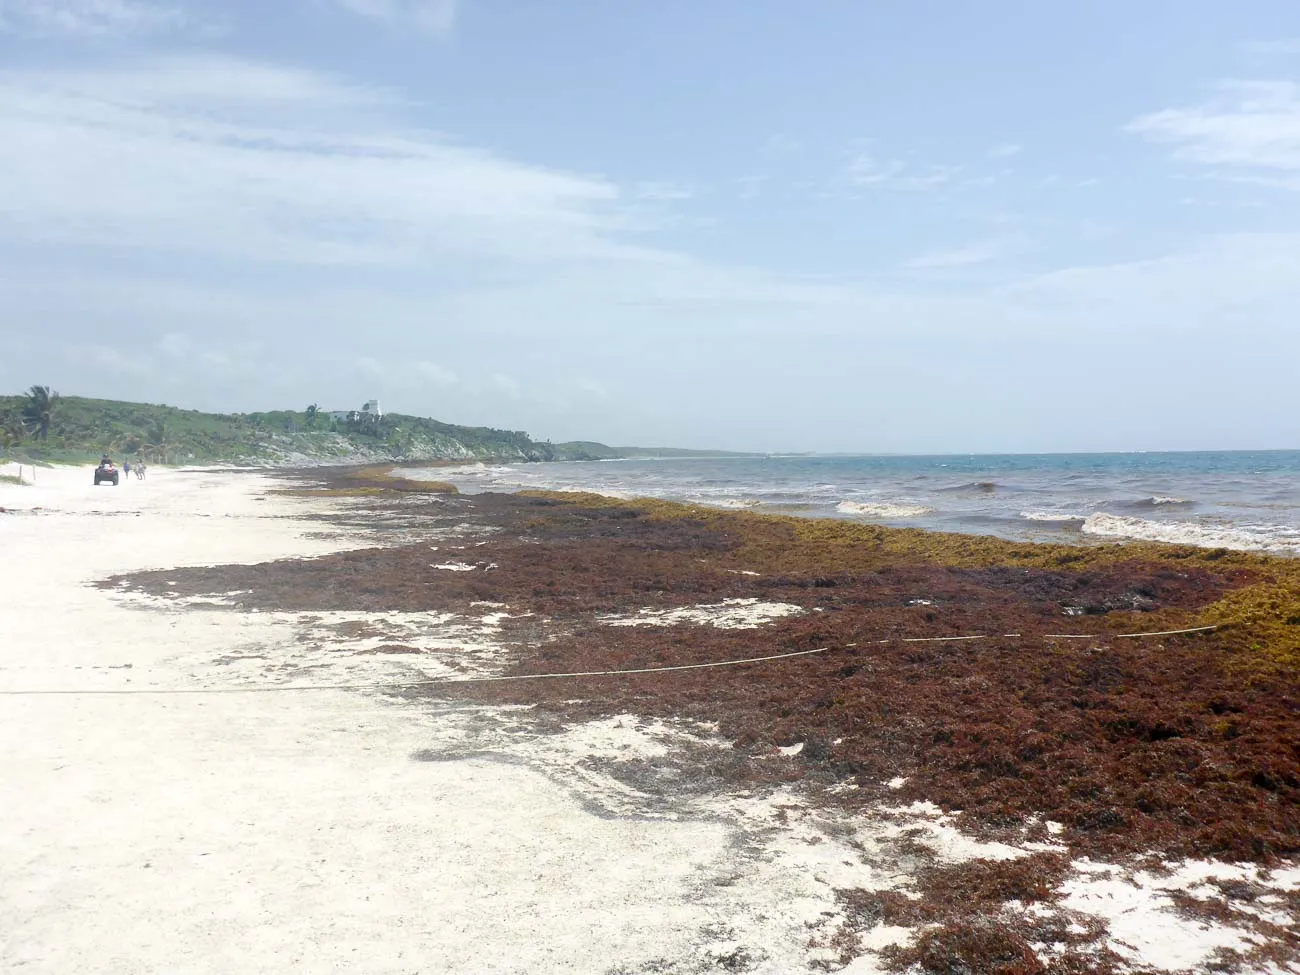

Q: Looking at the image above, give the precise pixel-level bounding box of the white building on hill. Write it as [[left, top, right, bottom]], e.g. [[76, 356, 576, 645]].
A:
[[326, 400, 382, 425]]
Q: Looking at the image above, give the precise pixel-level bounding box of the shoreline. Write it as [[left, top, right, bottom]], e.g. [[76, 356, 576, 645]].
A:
[[3, 464, 1298, 974], [402, 452, 1300, 558]]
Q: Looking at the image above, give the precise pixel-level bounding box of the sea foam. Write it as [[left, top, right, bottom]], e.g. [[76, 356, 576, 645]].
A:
[[837, 500, 934, 518], [1019, 511, 1087, 525], [1081, 513, 1300, 554], [697, 497, 763, 509], [1126, 496, 1195, 510]]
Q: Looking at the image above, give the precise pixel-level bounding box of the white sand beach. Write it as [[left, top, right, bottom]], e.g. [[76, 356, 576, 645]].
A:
[[1, 464, 1294, 974], [0, 465, 875, 973]]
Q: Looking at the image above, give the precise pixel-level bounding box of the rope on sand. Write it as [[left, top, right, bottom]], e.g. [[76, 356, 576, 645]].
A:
[[0, 646, 836, 696], [0, 624, 1219, 697]]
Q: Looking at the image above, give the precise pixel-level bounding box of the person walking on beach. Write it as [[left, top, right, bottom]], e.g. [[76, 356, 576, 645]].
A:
[[123, 461, 131, 479]]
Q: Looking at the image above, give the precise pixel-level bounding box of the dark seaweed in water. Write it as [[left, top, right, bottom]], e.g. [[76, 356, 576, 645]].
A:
[[939, 480, 1003, 493]]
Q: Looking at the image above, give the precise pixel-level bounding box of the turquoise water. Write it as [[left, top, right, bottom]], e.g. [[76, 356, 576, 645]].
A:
[[415, 451, 1300, 554]]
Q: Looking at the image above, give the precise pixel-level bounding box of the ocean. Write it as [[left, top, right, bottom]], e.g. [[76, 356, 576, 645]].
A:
[[410, 451, 1300, 555]]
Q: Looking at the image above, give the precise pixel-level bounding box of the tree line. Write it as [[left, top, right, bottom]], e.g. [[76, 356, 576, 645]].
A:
[[1, 386, 171, 460], [0, 387, 618, 463], [1, 385, 58, 451]]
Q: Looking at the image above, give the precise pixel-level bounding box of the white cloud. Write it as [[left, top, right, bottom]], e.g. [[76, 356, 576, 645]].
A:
[[0, 0, 193, 36], [158, 332, 192, 358], [491, 373, 521, 399], [201, 350, 231, 367], [410, 0, 455, 35], [1128, 80, 1300, 177], [333, 0, 457, 37], [846, 153, 905, 186], [762, 133, 802, 155], [64, 331, 237, 379], [12, 220, 1300, 451], [572, 378, 608, 399], [66, 343, 152, 376], [905, 241, 1003, 269], [735, 175, 766, 199], [633, 181, 693, 201], [415, 361, 458, 385], [6, 58, 1300, 450], [847, 152, 958, 190], [0, 56, 666, 268], [988, 142, 1022, 158], [999, 233, 1300, 325], [38, 54, 401, 109]]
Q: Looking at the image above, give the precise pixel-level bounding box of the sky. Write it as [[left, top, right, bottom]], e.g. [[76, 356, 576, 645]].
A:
[[2, 1, 1300, 453]]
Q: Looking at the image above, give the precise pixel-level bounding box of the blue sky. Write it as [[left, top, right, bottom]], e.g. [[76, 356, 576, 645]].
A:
[[3, 0, 1300, 452]]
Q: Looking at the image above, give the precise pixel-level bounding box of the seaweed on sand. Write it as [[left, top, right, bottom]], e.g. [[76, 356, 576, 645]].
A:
[[108, 482, 1300, 866]]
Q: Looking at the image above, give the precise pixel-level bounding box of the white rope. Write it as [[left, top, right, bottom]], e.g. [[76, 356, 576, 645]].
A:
[[1112, 625, 1219, 639], [0, 646, 834, 696], [860, 624, 1218, 645], [1043, 625, 1219, 639], [899, 634, 990, 643], [0, 623, 1219, 697]]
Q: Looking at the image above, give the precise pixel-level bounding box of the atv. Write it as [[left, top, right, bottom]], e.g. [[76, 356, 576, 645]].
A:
[[94, 459, 120, 486]]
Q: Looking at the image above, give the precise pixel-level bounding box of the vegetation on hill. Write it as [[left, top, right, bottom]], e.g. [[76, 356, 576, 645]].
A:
[[0, 388, 636, 465]]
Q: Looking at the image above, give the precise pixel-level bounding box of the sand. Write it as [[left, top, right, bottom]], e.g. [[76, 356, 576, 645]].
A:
[[0, 465, 882, 973], [1, 463, 1294, 974], [598, 598, 805, 629]]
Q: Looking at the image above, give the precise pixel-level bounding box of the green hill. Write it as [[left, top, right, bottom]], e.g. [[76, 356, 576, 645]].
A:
[[0, 390, 627, 466]]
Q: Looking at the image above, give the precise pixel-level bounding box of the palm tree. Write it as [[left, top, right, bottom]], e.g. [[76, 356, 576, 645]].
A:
[[305, 404, 319, 429], [145, 418, 169, 463], [23, 385, 59, 441]]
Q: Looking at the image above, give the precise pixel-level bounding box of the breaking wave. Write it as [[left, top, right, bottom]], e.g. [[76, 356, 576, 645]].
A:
[[1019, 511, 1087, 526], [1125, 496, 1195, 510], [430, 463, 519, 477], [837, 500, 934, 518], [697, 497, 763, 509], [1081, 513, 1300, 554]]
